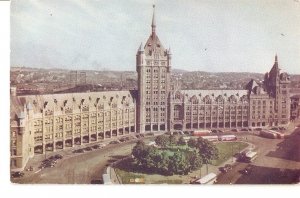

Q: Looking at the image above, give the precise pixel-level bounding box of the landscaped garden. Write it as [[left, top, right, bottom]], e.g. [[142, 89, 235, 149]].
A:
[[114, 134, 249, 184]]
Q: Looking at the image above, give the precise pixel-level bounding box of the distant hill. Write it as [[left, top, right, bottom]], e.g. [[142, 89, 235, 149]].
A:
[[11, 66, 300, 93]]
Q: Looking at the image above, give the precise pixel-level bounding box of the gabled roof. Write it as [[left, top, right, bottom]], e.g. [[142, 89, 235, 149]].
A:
[[144, 34, 166, 56], [246, 79, 259, 91]]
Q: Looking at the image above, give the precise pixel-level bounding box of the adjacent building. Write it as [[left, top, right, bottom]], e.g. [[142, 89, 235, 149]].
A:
[[10, 5, 291, 170]]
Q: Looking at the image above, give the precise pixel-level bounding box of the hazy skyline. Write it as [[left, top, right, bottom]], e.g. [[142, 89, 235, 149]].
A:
[[11, 0, 300, 74]]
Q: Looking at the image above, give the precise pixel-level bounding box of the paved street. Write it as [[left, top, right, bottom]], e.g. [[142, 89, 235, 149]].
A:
[[216, 121, 300, 184], [11, 121, 300, 184], [12, 137, 147, 184]]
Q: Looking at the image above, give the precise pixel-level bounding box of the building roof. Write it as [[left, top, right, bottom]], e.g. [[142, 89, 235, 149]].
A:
[[179, 89, 248, 97], [10, 90, 137, 120], [17, 111, 25, 119], [143, 5, 167, 58]]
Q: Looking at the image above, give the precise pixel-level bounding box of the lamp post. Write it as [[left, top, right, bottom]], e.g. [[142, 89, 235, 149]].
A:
[[231, 144, 234, 162]]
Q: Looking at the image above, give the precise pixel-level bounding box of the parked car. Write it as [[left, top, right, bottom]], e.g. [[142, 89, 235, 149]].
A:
[[42, 159, 51, 164], [224, 164, 232, 170], [240, 166, 253, 175], [49, 156, 56, 160], [241, 128, 249, 132], [270, 127, 279, 131], [125, 137, 131, 140], [44, 162, 55, 168], [26, 166, 33, 171], [109, 141, 120, 144], [54, 154, 63, 159], [220, 164, 233, 173], [73, 149, 84, 153], [11, 171, 24, 178], [92, 145, 100, 149], [278, 127, 286, 131], [212, 130, 218, 134], [231, 129, 238, 132], [84, 147, 92, 151]]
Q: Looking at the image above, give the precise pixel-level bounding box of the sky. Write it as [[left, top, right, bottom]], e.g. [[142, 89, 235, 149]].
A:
[[11, 0, 300, 74]]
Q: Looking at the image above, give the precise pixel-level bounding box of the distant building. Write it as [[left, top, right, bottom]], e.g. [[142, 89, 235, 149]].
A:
[[69, 71, 86, 86], [10, 5, 291, 170], [291, 95, 300, 120], [69, 70, 77, 85]]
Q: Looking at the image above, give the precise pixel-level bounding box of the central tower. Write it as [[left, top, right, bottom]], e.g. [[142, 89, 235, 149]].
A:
[[136, 5, 172, 133]]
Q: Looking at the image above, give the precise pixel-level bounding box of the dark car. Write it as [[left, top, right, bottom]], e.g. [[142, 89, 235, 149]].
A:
[[44, 162, 55, 168], [212, 130, 218, 134], [125, 137, 131, 140], [241, 128, 249, 132], [109, 141, 120, 144], [240, 166, 253, 175], [220, 164, 233, 173], [42, 159, 51, 164], [231, 129, 238, 132], [278, 127, 286, 131], [11, 171, 24, 178], [84, 147, 92, 151], [92, 145, 100, 149], [49, 156, 56, 160], [73, 149, 84, 153], [270, 127, 279, 131], [54, 154, 63, 159], [224, 164, 232, 170]]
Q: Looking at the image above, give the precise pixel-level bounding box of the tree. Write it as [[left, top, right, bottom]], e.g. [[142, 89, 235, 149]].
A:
[[132, 140, 148, 165], [197, 137, 219, 174], [185, 150, 203, 171], [169, 135, 178, 146], [187, 138, 197, 148], [157, 151, 170, 175], [169, 151, 189, 175], [177, 136, 186, 146], [144, 146, 160, 170], [155, 135, 169, 148]]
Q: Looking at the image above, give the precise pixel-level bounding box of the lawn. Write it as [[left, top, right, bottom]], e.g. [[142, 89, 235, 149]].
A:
[[159, 144, 194, 157], [114, 141, 249, 183], [212, 141, 249, 166], [114, 168, 145, 184]]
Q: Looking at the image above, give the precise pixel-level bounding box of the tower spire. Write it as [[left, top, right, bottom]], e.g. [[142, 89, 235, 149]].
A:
[[275, 54, 278, 63], [137, 42, 143, 52], [151, 5, 156, 37]]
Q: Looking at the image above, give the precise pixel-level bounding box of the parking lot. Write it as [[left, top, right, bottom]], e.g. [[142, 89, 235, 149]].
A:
[[11, 134, 151, 184]]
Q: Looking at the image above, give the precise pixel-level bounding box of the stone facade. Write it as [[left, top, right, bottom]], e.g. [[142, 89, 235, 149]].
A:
[[10, 6, 291, 170], [10, 91, 137, 170], [136, 5, 171, 133]]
